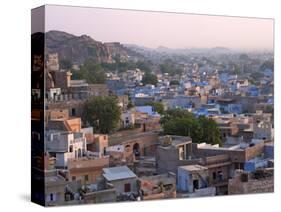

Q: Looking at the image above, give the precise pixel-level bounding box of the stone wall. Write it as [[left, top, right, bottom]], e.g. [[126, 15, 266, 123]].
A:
[[228, 170, 274, 195], [228, 177, 274, 194], [83, 188, 116, 203]]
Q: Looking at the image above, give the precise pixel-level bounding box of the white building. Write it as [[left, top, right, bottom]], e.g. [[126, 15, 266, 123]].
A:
[[47, 88, 61, 100], [45, 131, 87, 168]]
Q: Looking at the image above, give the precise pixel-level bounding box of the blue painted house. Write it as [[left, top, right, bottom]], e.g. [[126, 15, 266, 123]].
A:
[[177, 165, 209, 192], [244, 158, 269, 172]]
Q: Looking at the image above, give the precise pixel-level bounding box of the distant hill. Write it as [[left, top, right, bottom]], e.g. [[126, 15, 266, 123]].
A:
[[45, 30, 138, 64], [124, 44, 232, 56], [211, 47, 231, 54]]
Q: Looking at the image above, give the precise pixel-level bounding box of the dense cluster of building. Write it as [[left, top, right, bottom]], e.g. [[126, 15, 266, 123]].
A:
[[39, 53, 274, 206]]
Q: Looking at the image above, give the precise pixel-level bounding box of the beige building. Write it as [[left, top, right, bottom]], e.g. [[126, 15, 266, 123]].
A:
[[68, 156, 109, 184]]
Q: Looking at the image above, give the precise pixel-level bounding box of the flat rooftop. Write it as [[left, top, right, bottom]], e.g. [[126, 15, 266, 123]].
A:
[[103, 166, 137, 181], [172, 138, 192, 146], [178, 165, 207, 172], [159, 135, 192, 147], [197, 140, 264, 151]]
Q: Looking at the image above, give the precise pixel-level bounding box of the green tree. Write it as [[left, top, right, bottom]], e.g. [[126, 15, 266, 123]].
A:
[[161, 109, 194, 125], [72, 59, 106, 83], [145, 102, 164, 115], [163, 117, 203, 143], [162, 109, 203, 143], [142, 72, 158, 85], [198, 116, 222, 146], [83, 96, 121, 133], [161, 109, 221, 145]]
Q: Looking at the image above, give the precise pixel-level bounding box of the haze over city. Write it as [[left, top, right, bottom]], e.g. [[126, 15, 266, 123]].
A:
[[31, 4, 274, 206], [43, 5, 274, 51]]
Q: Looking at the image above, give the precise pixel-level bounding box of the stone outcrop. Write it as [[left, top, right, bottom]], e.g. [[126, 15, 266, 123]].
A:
[[45, 30, 130, 64]]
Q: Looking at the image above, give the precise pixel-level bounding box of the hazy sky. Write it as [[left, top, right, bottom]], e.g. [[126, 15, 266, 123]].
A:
[[44, 5, 274, 50]]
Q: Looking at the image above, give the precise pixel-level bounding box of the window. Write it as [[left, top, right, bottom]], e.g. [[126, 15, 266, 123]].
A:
[[72, 176, 76, 181], [124, 183, 131, 192], [71, 108, 76, 116], [213, 172, 217, 180], [50, 193, 53, 201], [69, 145, 73, 152], [85, 175, 89, 182]]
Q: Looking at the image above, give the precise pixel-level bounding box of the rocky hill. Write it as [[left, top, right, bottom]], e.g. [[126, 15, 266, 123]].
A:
[[45, 30, 136, 64]]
